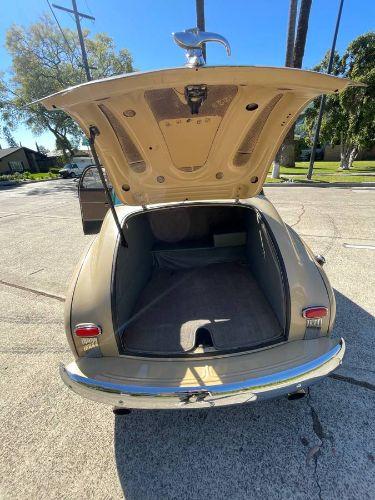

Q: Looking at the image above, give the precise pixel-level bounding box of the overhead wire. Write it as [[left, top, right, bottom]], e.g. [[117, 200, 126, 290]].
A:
[[45, 0, 81, 66], [84, 0, 95, 23]]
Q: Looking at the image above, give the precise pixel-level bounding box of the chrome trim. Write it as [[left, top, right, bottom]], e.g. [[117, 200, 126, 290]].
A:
[[60, 339, 345, 409]]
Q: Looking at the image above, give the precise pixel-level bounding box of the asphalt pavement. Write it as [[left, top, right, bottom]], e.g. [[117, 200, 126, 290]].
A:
[[0, 180, 374, 499]]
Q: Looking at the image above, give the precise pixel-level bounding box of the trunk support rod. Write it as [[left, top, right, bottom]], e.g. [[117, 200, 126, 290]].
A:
[[88, 126, 128, 247]]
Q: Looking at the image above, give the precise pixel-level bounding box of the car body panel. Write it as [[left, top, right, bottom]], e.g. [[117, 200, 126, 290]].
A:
[[39, 66, 358, 205]]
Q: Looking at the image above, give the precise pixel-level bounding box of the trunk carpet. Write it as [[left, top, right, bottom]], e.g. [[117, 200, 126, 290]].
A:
[[122, 262, 283, 355]]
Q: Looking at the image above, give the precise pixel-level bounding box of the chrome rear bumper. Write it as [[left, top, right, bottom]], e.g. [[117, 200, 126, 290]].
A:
[[60, 338, 345, 409]]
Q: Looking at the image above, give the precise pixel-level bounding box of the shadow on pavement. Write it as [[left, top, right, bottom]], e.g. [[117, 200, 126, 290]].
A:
[[113, 289, 374, 499], [0, 179, 78, 196], [332, 290, 375, 371], [114, 398, 312, 499]]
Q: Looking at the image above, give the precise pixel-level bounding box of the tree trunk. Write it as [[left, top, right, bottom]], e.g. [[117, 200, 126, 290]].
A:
[[279, 128, 295, 167], [348, 147, 358, 169], [275, 0, 298, 167], [279, 0, 312, 168], [272, 150, 282, 178], [285, 0, 298, 67], [340, 144, 352, 170], [293, 0, 312, 68]]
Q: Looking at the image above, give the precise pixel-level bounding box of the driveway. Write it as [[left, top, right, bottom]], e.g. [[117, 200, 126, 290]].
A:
[[0, 180, 374, 499]]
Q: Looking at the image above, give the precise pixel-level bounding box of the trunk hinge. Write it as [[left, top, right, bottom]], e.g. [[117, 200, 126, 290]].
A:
[[88, 126, 128, 247]]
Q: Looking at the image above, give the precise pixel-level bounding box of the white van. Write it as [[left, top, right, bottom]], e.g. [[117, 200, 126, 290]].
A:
[[59, 157, 94, 178]]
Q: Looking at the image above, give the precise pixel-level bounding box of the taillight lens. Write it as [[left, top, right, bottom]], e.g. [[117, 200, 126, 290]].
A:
[[74, 323, 102, 337], [302, 307, 328, 319]]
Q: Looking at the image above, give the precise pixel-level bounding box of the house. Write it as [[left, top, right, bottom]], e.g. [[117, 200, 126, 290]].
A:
[[0, 147, 50, 175]]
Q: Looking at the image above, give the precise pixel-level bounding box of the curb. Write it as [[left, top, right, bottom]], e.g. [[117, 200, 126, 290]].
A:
[[264, 181, 375, 188], [0, 177, 62, 188]]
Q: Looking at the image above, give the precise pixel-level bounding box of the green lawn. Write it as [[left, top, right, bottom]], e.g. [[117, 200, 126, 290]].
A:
[[28, 173, 59, 180], [268, 160, 375, 176], [267, 161, 375, 184]]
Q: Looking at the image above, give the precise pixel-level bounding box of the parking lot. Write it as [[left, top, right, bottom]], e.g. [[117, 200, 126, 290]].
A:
[[0, 179, 374, 499]]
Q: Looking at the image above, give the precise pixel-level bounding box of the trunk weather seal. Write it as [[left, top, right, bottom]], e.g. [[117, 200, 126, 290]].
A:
[[256, 211, 291, 340]]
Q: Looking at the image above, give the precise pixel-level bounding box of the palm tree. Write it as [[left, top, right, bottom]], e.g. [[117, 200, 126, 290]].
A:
[[279, 0, 312, 168], [285, 0, 298, 67], [272, 0, 298, 178]]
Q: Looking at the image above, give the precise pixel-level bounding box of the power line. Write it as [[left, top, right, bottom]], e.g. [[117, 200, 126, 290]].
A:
[[46, 0, 79, 63], [52, 1, 96, 81], [83, 0, 95, 22]]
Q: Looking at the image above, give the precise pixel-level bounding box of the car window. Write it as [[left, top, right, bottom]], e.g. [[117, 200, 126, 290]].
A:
[[81, 166, 111, 189]]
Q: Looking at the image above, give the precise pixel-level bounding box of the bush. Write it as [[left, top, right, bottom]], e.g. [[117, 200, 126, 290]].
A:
[[37, 163, 58, 173], [0, 172, 22, 181], [49, 167, 61, 175]]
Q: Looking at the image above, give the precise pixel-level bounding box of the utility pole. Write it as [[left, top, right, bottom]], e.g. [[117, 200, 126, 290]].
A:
[[52, 1, 95, 81], [196, 0, 206, 62], [307, 0, 344, 180], [51, 1, 127, 246]]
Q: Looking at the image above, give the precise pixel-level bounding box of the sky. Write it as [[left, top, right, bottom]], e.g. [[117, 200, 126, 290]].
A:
[[0, 0, 374, 150]]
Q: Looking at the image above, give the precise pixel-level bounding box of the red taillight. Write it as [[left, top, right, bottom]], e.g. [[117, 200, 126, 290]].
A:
[[74, 323, 102, 337], [302, 307, 328, 319]]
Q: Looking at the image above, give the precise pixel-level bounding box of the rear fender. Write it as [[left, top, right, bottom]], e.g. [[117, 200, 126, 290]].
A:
[[248, 197, 332, 340]]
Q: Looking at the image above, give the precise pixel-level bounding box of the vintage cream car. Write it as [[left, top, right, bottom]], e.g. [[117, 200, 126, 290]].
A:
[[39, 30, 356, 411]]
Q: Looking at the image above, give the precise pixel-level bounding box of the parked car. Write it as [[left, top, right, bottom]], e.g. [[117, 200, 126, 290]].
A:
[[39, 29, 359, 411], [59, 157, 94, 178]]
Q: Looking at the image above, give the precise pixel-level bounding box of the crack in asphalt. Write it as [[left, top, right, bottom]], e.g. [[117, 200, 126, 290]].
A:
[[306, 390, 331, 500], [328, 373, 375, 391], [0, 279, 65, 302], [320, 212, 341, 257], [290, 204, 306, 228], [343, 364, 375, 374]]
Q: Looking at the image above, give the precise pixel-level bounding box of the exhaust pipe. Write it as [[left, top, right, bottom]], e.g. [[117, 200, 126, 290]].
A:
[[287, 389, 307, 401], [113, 407, 132, 415]]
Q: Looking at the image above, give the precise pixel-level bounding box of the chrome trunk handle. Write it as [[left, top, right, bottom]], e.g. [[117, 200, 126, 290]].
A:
[[172, 28, 231, 67]]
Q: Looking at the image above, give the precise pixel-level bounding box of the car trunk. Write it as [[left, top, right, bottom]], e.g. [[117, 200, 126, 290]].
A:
[[113, 204, 287, 356]]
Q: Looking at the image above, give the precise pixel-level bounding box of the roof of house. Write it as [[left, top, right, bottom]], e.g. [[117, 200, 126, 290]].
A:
[[0, 147, 21, 160], [0, 146, 47, 160]]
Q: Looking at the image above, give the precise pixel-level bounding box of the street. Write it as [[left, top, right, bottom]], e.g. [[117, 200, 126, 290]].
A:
[[0, 180, 374, 499]]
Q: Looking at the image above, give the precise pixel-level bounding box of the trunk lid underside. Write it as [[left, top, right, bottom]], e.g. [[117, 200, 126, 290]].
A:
[[40, 66, 356, 205]]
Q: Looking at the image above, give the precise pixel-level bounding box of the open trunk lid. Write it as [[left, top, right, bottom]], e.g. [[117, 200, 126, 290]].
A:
[[40, 66, 357, 205]]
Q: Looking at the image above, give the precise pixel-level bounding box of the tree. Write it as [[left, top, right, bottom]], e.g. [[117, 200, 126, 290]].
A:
[[0, 15, 134, 156], [37, 144, 50, 155], [272, 0, 298, 178], [303, 32, 374, 170], [1, 126, 18, 147], [278, 0, 312, 168]]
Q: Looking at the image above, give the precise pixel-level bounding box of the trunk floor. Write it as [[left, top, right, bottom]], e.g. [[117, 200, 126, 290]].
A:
[[122, 262, 283, 355]]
